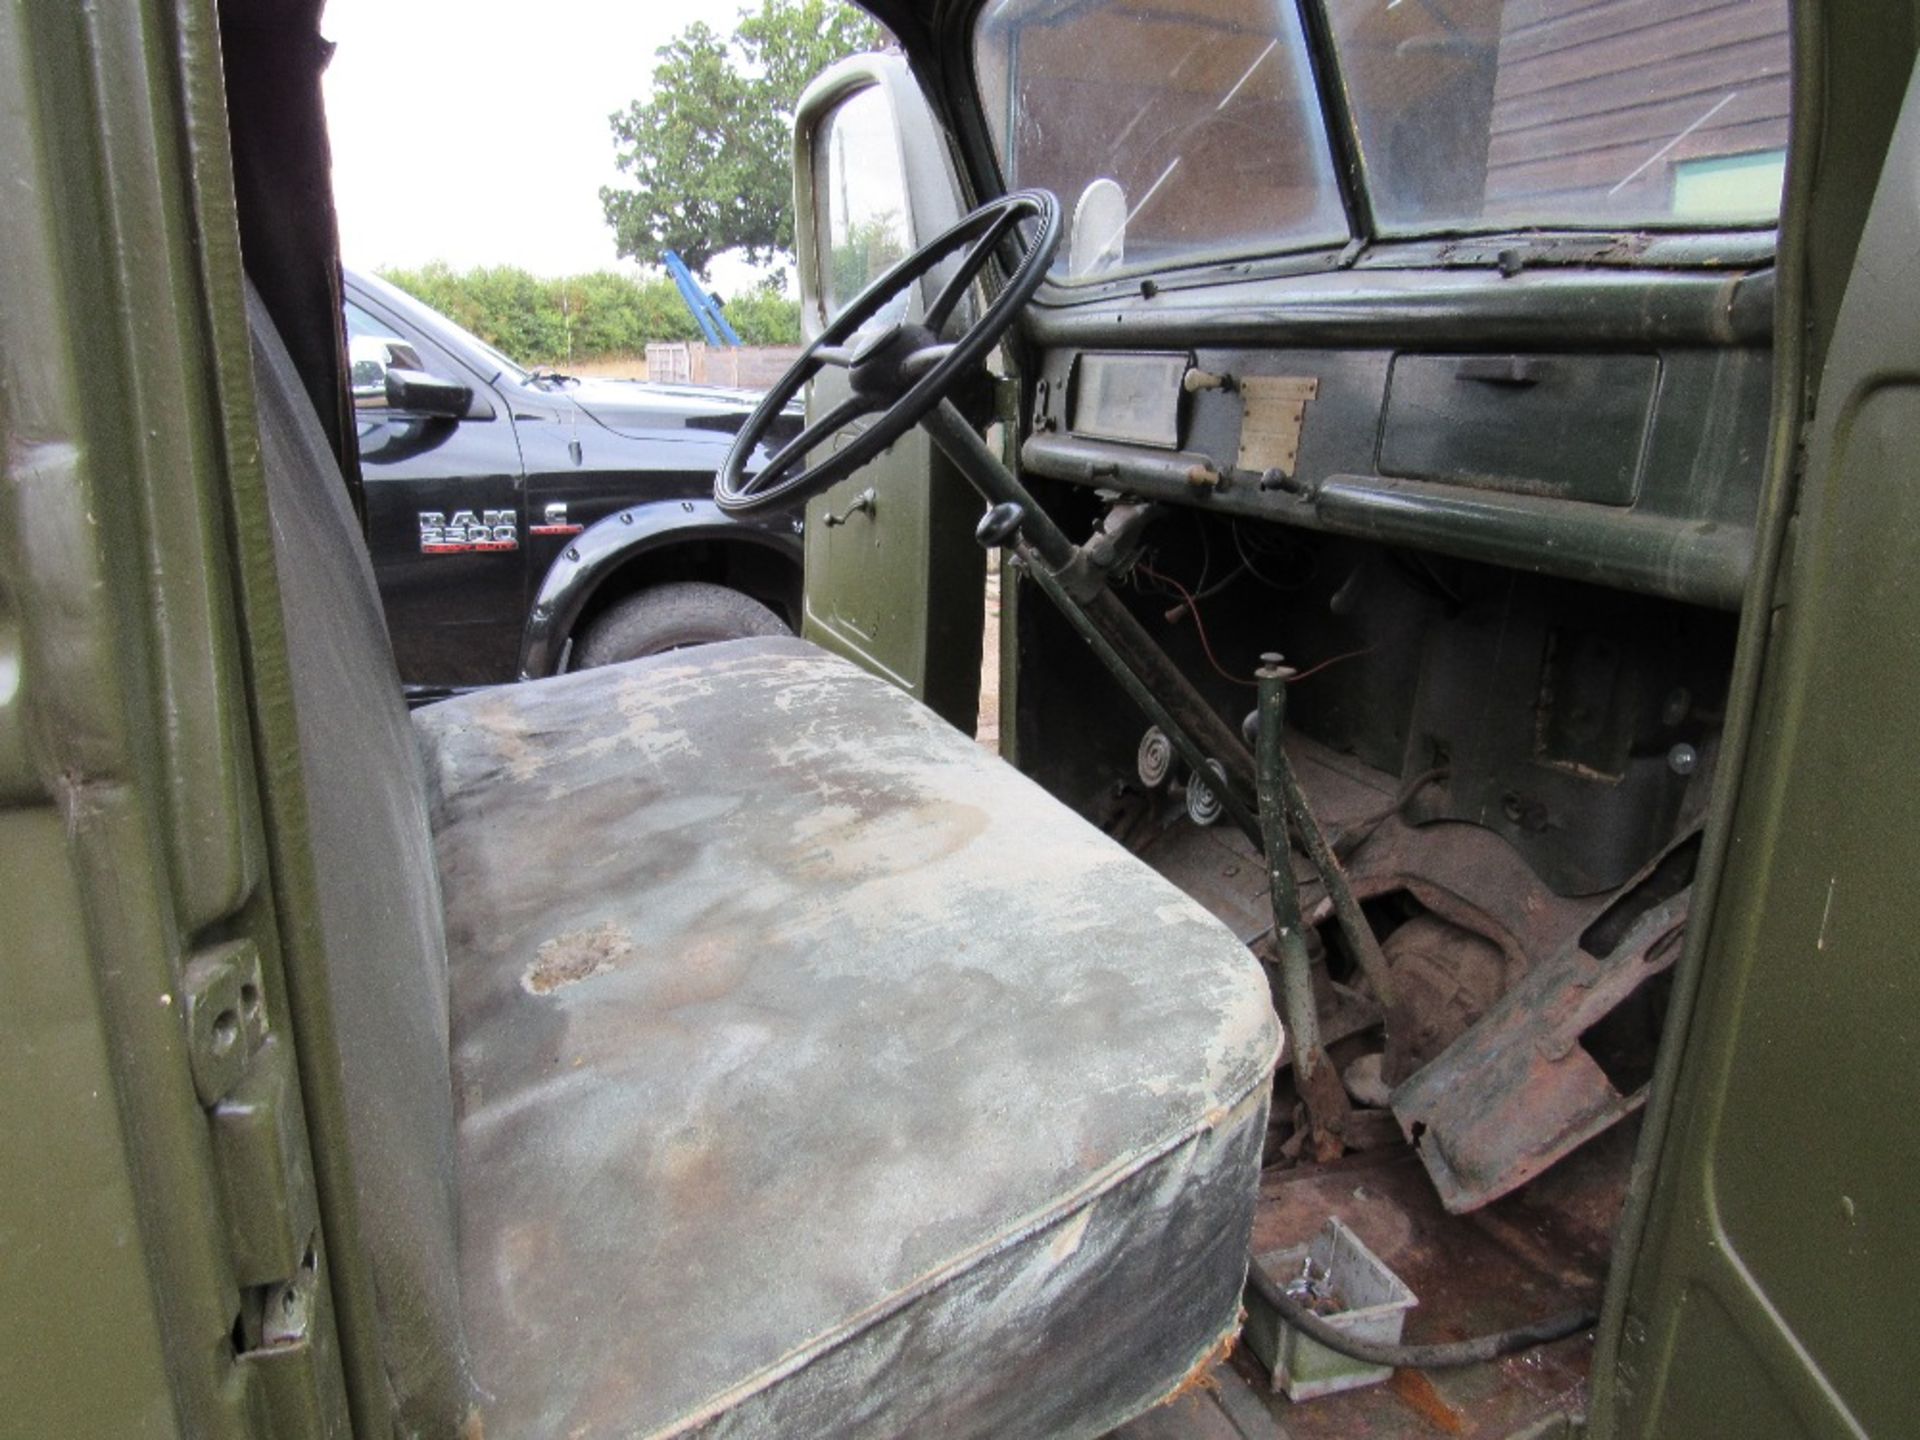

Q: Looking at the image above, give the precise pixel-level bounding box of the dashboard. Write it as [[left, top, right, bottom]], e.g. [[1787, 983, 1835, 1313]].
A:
[[1018, 266, 1775, 612]]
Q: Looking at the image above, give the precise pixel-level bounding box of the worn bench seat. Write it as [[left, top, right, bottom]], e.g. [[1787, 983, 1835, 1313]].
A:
[[254, 280, 1276, 1438], [413, 641, 1276, 1437]]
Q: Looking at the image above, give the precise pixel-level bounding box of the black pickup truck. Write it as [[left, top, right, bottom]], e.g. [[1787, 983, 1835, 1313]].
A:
[[344, 268, 805, 698]]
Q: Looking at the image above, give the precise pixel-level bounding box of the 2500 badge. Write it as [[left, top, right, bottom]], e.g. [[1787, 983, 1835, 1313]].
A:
[[419, 508, 517, 554]]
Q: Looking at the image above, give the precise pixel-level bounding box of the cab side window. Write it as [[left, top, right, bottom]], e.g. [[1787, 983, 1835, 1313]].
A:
[[813, 85, 914, 322]]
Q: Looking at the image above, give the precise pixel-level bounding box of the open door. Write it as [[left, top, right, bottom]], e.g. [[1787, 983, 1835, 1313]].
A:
[[1599, 35, 1920, 1440], [791, 56, 986, 732]]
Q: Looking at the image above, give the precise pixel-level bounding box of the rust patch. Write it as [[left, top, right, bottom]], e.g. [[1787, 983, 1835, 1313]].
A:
[[1391, 883, 1689, 1212], [1389, 1367, 1467, 1435], [1157, 1325, 1238, 1408], [523, 921, 634, 995]]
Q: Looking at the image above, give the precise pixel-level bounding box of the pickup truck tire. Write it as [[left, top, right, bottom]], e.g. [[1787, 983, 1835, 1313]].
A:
[[573, 582, 790, 668]]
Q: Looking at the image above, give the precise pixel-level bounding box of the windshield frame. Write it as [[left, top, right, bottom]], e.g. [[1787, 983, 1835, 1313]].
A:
[[962, 0, 1785, 289]]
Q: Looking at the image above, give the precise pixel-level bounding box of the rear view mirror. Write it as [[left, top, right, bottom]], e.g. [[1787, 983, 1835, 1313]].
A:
[[385, 367, 472, 418]]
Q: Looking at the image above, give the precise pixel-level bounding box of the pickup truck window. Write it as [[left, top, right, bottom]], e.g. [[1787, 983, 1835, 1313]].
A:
[[974, 0, 1348, 280], [1327, 0, 1791, 234]]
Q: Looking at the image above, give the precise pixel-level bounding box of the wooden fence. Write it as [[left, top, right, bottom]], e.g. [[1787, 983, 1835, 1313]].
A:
[[645, 342, 805, 390]]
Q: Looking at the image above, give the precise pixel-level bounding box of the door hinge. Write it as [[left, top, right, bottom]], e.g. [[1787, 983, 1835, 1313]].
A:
[[185, 940, 317, 1284], [184, 939, 345, 1436]]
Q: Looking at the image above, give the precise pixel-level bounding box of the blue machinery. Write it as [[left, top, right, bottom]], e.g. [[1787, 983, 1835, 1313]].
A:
[[663, 249, 743, 347]]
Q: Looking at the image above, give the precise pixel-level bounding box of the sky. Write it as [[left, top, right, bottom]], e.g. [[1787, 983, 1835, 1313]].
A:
[[321, 0, 788, 296]]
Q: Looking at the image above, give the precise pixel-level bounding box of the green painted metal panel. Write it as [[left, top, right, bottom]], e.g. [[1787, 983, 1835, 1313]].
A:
[[1, 0, 359, 1433], [794, 57, 986, 733], [0, 810, 179, 1439], [1601, 19, 1920, 1439], [803, 453, 987, 731]]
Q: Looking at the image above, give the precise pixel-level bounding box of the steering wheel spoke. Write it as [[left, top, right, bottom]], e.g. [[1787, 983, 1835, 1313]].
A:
[[898, 342, 959, 385], [716, 191, 1060, 514], [756, 393, 875, 488], [924, 206, 1023, 335]]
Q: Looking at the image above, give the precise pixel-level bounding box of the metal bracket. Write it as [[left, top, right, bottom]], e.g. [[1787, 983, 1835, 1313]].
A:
[[234, 1233, 349, 1438], [211, 1036, 321, 1284], [1048, 500, 1161, 603], [1042, 546, 1110, 604], [183, 939, 267, 1106]]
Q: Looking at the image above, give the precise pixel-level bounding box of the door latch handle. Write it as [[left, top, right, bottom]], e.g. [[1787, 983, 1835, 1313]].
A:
[[1455, 355, 1551, 386], [822, 487, 877, 527]]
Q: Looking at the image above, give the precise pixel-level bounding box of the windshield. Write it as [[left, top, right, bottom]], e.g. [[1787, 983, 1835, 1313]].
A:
[[975, 0, 1350, 280], [1327, 0, 1790, 233], [975, 0, 1791, 270]]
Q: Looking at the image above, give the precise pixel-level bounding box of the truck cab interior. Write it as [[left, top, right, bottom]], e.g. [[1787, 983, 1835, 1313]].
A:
[[5, 1, 1917, 1439]]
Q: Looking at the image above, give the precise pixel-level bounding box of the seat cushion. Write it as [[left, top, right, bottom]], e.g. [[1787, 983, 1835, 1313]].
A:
[[414, 638, 1279, 1439]]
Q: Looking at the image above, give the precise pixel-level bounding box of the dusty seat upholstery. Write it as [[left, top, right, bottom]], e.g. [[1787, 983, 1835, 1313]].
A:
[[251, 273, 1275, 1438], [414, 645, 1279, 1438]]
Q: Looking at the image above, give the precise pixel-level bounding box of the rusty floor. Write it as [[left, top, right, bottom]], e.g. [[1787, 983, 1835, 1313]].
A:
[[1111, 1125, 1623, 1439], [983, 572, 1624, 1438], [1107, 774, 1627, 1439]]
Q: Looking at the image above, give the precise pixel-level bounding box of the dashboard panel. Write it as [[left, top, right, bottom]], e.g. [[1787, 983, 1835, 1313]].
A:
[[1024, 341, 1768, 610], [1018, 266, 1774, 611]]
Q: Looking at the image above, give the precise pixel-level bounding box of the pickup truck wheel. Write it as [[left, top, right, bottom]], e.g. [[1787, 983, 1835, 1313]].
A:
[[572, 581, 790, 668]]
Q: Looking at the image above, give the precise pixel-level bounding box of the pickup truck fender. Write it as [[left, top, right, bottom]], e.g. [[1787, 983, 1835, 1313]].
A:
[[517, 496, 803, 679]]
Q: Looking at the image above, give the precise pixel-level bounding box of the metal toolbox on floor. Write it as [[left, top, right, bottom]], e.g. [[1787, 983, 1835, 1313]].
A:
[[1245, 1218, 1419, 1401]]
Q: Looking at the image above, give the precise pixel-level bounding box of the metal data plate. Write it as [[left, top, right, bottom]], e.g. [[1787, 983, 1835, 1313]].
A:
[[1069, 352, 1188, 448], [1238, 375, 1320, 477]]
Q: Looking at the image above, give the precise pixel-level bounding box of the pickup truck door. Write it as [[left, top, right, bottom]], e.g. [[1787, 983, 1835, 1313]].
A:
[[345, 294, 526, 689], [1599, 34, 1920, 1440], [790, 56, 986, 733]]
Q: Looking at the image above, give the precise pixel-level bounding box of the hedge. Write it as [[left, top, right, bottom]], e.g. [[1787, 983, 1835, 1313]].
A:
[[376, 261, 803, 365]]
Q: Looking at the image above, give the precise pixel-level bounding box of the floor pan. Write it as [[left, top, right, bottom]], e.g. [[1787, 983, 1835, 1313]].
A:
[[1112, 780, 1637, 1440], [1115, 1123, 1626, 1438]]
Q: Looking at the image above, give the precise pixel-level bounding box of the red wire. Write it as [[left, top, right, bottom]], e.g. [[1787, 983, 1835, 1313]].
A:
[[1136, 562, 1374, 687], [1285, 646, 1374, 683], [1137, 563, 1257, 688]]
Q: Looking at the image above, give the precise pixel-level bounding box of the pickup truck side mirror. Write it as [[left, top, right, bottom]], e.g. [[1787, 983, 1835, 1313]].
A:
[[385, 366, 472, 418]]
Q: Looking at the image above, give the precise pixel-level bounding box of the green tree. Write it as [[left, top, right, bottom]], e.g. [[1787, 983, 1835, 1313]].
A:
[[601, 1, 884, 277], [720, 286, 804, 346]]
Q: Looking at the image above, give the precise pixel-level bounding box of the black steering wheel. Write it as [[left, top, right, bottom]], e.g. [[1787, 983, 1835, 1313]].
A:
[[716, 189, 1060, 515]]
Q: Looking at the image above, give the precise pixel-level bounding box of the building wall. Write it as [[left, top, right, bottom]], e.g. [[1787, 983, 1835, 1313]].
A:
[[1486, 0, 1791, 215]]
